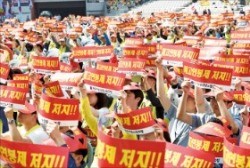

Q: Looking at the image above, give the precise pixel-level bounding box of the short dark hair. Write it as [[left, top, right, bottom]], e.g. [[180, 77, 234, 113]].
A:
[[130, 89, 144, 107]]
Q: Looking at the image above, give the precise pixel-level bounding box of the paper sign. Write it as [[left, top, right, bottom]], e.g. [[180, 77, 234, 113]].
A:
[[188, 131, 237, 157], [60, 62, 73, 72], [194, 122, 232, 138], [96, 62, 118, 72], [199, 47, 223, 60], [50, 73, 83, 90], [38, 93, 80, 127], [204, 38, 227, 47], [72, 46, 113, 61], [232, 91, 246, 105], [240, 126, 250, 149], [245, 89, 250, 107], [122, 47, 148, 59], [231, 31, 250, 40], [32, 56, 60, 74], [0, 86, 27, 110], [118, 58, 147, 76], [161, 45, 200, 67], [7, 80, 29, 90], [233, 42, 250, 49], [13, 74, 29, 81], [142, 44, 157, 54], [31, 82, 43, 96], [0, 139, 69, 168], [183, 61, 233, 89], [115, 107, 155, 135], [223, 137, 250, 168], [214, 54, 249, 64], [97, 130, 166, 168], [183, 36, 202, 46], [146, 59, 156, 68], [83, 67, 125, 97], [44, 81, 64, 97], [124, 38, 143, 46], [0, 63, 10, 84], [165, 142, 215, 168]]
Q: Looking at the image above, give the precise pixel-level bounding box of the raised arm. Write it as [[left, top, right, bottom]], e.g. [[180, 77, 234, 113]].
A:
[[194, 86, 206, 113], [176, 81, 193, 125]]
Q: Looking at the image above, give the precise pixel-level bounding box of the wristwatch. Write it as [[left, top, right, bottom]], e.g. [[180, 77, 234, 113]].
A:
[[8, 119, 15, 125]]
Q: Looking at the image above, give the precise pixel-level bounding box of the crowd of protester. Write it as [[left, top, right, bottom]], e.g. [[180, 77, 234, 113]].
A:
[[0, 7, 250, 168]]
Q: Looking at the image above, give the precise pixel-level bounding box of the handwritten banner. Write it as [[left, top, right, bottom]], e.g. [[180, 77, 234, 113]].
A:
[[32, 56, 60, 74], [96, 62, 118, 72], [115, 107, 155, 135], [83, 67, 125, 97], [72, 46, 113, 61], [240, 126, 250, 149], [0, 63, 10, 84], [124, 38, 143, 46], [122, 47, 148, 59], [44, 81, 64, 97], [0, 86, 27, 110], [38, 93, 80, 127], [165, 142, 214, 168], [118, 58, 147, 76], [183, 61, 233, 89], [7, 80, 29, 90], [194, 122, 232, 138], [97, 130, 166, 168], [161, 45, 200, 67], [223, 137, 250, 168], [188, 131, 237, 157], [50, 73, 83, 90]]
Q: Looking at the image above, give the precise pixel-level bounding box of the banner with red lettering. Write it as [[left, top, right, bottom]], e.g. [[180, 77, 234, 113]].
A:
[[96, 62, 118, 72], [0, 63, 10, 84], [32, 56, 60, 74], [0, 139, 68, 168], [165, 142, 215, 168], [124, 38, 143, 46], [188, 131, 237, 157], [118, 58, 147, 76], [183, 62, 233, 89], [0, 86, 27, 110], [38, 93, 80, 127], [13, 74, 29, 81], [97, 130, 166, 168], [83, 67, 125, 97], [161, 45, 200, 67], [115, 107, 155, 135], [204, 38, 227, 47], [223, 137, 250, 168], [194, 122, 232, 138], [44, 81, 64, 97], [122, 47, 148, 58], [72, 46, 113, 62], [231, 31, 250, 40], [7, 80, 29, 90], [50, 73, 83, 90], [240, 126, 250, 149]]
